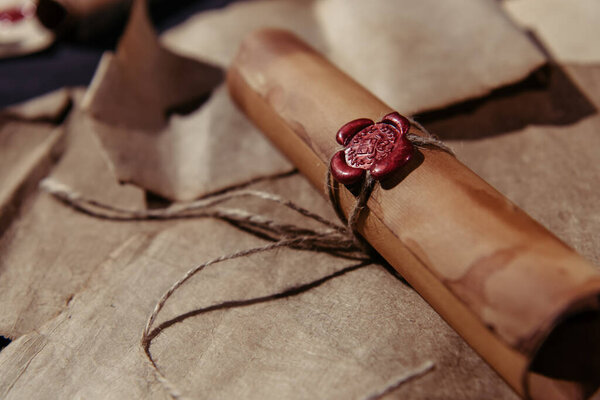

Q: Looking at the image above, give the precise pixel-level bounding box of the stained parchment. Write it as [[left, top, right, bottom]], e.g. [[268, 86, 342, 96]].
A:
[[424, 64, 600, 268], [84, 0, 292, 201], [1, 1, 597, 399], [86, 0, 547, 202], [0, 89, 69, 236], [163, 0, 547, 116], [504, 0, 600, 64], [0, 174, 518, 400]]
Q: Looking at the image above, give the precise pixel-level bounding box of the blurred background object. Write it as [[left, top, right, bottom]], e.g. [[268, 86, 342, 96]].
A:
[[0, 0, 236, 107], [0, 0, 53, 59]]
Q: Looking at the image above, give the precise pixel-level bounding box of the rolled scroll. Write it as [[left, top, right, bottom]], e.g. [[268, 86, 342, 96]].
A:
[[227, 29, 600, 400]]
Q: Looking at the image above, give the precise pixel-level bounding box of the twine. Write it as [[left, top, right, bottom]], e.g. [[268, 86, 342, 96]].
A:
[[41, 177, 374, 400], [40, 179, 362, 257], [326, 120, 454, 247], [40, 120, 450, 400], [406, 118, 454, 156]]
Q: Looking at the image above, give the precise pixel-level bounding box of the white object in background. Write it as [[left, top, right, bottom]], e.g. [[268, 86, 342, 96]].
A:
[[0, 0, 53, 58]]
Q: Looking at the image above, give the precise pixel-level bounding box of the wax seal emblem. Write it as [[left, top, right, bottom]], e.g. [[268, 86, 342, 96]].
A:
[[330, 112, 414, 184]]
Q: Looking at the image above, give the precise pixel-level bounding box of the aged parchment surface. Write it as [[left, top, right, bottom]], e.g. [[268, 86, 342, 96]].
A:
[[425, 64, 600, 267], [0, 0, 598, 399], [504, 0, 600, 64], [163, 0, 547, 115], [0, 172, 518, 400], [85, 0, 546, 201], [0, 90, 69, 236], [83, 0, 292, 201]]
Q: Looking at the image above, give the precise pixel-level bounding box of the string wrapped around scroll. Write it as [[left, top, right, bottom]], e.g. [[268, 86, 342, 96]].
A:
[[227, 28, 600, 400]]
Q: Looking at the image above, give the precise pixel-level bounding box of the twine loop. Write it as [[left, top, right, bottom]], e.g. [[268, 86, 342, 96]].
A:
[[39, 119, 450, 400], [326, 119, 454, 249]]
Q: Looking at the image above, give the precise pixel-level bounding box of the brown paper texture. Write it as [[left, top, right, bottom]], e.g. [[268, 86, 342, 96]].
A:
[[1, 88, 71, 121], [84, 0, 292, 201], [226, 29, 600, 398], [424, 64, 600, 268], [0, 174, 518, 400], [503, 0, 600, 64], [163, 0, 547, 115], [87, 0, 546, 201], [422, 65, 600, 397], [0, 89, 69, 235], [0, 2, 597, 399], [0, 90, 160, 338]]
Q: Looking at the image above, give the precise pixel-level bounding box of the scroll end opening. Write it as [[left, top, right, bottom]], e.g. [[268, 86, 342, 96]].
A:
[[528, 308, 600, 400]]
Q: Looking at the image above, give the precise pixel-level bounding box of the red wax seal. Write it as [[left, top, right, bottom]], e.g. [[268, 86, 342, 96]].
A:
[[330, 112, 414, 185]]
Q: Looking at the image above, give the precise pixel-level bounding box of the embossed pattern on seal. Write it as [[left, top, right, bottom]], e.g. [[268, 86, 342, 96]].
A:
[[345, 123, 398, 169], [330, 112, 415, 185]]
